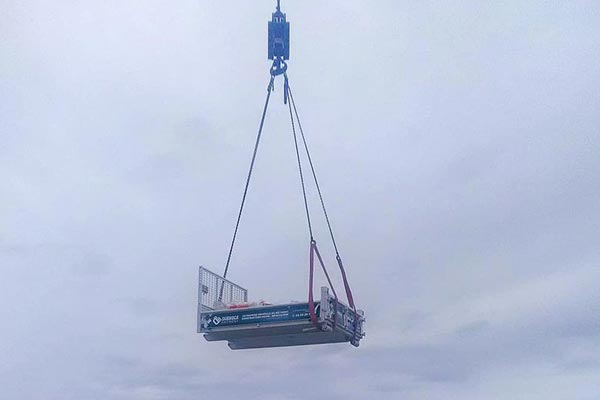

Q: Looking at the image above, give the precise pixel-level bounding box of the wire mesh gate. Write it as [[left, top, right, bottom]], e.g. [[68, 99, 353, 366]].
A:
[[198, 267, 248, 312]]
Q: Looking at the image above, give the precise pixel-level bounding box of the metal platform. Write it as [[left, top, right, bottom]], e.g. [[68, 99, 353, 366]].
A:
[[197, 267, 365, 350]]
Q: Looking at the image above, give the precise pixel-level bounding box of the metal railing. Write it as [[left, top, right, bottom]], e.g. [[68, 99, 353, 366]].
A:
[[198, 266, 248, 312]]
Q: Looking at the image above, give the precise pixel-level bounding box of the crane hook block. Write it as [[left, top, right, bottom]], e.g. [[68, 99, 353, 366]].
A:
[[268, 7, 290, 61]]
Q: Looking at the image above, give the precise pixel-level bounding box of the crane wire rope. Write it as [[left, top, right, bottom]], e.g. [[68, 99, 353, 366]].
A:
[[286, 75, 314, 241], [219, 76, 275, 301], [287, 84, 340, 257], [286, 78, 359, 335]]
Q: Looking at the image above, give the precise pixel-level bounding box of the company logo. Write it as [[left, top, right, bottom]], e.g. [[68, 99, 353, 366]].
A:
[[212, 316, 222, 325]]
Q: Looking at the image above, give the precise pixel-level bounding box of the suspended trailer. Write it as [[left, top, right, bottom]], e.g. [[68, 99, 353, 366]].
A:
[[197, 267, 365, 350]]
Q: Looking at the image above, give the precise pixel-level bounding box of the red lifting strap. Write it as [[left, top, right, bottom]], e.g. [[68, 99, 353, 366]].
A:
[[308, 241, 317, 325], [336, 253, 360, 339], [308, 239, 357, 333]]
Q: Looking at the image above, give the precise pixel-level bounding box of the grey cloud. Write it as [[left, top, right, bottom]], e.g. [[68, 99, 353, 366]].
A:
[[2, 1, 600, 399]]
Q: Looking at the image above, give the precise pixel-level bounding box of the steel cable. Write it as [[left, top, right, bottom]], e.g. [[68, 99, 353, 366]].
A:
[[220, 77, 275, 299]]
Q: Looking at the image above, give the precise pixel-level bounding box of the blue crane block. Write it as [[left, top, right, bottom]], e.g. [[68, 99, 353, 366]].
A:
[[268, 7, 290, 61]]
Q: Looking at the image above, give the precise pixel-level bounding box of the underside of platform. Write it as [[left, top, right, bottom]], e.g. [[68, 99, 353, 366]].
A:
[[227, 330, 350, 349], [203, 318, 353, 349]]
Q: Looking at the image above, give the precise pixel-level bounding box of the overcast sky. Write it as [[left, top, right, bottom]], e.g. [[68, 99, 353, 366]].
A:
[[2, 1, 600, 399]]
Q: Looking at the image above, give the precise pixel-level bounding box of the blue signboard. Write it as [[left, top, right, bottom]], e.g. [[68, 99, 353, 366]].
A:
[[200, 302, 320, 330]]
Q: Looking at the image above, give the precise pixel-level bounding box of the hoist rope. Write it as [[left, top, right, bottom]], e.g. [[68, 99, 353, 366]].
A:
[[285, 81, 359, 336], [220, 76, 274, 299], [287, 85, 341, 257], [286, 75, 313, 240]]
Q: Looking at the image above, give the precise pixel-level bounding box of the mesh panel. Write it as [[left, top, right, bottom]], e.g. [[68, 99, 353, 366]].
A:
[[198, 267, 248, 312]]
